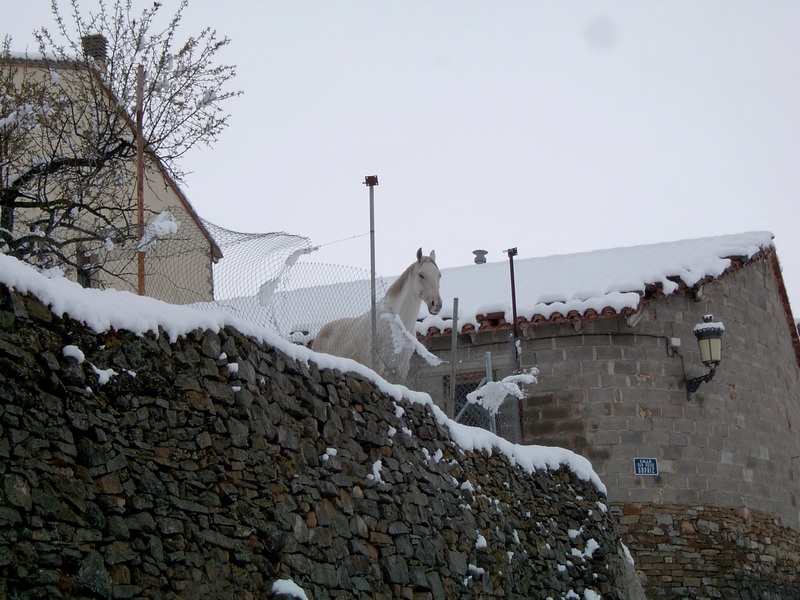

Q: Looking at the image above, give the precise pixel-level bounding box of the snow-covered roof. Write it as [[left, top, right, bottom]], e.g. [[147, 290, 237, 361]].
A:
[[420, 231, 776, 334]]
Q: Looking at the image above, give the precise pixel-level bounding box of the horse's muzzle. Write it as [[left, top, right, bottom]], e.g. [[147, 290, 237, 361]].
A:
[[429, 299, 442, 315]]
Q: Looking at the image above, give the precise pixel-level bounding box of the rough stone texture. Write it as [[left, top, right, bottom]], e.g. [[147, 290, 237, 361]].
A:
[[615, 503, 800, 600], [0, 283, 635, 599], [413, 251, 800, 597], [416, 253, 800, 526]]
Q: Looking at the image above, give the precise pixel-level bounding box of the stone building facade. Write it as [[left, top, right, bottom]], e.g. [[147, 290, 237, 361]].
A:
[[411, 239, 800, 598]]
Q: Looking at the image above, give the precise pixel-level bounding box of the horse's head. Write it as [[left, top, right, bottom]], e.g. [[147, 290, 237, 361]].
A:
[[414, 247, 442, 315]]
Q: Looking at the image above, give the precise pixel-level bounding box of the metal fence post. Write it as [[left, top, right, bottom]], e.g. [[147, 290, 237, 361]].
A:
[[505, 247, 520, 373], [364, 175, 379, 371], [448, 297, 459, 418]]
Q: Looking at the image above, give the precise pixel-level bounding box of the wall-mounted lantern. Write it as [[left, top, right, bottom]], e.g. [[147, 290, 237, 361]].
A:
[[685, 314, 724, 397]]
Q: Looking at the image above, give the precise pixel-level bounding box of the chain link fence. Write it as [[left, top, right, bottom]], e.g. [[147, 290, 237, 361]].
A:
[[438, 353, 528, 444]]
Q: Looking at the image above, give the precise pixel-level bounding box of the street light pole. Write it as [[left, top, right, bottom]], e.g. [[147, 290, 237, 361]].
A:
[[505, 247, 520, 373], [364, 176, 379, 371]]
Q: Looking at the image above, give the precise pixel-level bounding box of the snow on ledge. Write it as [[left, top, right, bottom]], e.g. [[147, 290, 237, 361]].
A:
[[0, 253, 606, 493]]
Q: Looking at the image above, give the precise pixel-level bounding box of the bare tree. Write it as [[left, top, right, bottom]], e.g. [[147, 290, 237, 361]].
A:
[[0, 0, 240, 277]]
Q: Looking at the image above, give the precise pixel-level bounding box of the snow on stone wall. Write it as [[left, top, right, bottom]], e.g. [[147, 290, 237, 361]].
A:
[[0, 282, 639, 599]]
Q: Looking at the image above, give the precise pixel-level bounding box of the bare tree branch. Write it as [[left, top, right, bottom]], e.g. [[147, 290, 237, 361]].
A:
[[0, 0, 240, 275]]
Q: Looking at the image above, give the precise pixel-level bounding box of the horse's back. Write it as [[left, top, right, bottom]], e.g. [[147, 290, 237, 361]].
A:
[[311, 315, 370, 365], [310, 318, 345, 354], [311, 308, 415, 383]]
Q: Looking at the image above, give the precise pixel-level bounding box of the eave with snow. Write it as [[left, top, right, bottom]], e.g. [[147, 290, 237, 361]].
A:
[[415, 231, 800, 367]]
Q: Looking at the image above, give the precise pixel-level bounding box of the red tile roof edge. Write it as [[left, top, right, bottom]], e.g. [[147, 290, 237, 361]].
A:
[[421, 248, 797, 355]]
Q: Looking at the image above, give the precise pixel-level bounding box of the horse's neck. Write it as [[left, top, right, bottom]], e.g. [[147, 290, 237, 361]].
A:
[[384, 290, 420, 332]]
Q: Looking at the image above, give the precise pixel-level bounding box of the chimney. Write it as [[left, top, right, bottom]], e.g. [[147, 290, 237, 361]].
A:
[[473, 249, 488, 264], [81, 34, 108, 66]]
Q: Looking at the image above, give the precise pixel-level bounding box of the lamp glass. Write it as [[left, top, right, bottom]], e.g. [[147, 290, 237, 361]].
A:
[[697, 336, 722, 366]]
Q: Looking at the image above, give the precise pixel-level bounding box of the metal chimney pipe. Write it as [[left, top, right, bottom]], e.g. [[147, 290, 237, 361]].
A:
[[81, 34, 108, 66]]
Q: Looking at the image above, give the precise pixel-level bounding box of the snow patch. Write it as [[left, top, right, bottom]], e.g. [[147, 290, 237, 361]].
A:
[[62, 345, 85, 363], [621, 542, 635, 566], [137, 210, 179, 252], [367, 460, 384, 483], [475, 532, 487, 549], [91, 364, 117, 386], [465, 370, 538, 416], [270, 578, 308, 599]]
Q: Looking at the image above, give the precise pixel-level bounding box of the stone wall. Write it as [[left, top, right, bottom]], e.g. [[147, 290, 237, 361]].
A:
[[412, 252, 800, 598], [614, 503, 800, 600], [0, 282, 637, 599], [417, 254, 800, 528]]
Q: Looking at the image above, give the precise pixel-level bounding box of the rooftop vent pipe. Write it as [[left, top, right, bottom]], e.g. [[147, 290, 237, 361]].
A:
[[473, 249, 488, 264]]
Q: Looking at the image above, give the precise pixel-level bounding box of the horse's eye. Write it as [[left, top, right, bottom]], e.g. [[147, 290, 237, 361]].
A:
[[419, 273, 425, 279]]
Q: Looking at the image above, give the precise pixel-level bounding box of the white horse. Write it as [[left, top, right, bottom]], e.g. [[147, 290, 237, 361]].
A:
[[312, 248, 442, 382]]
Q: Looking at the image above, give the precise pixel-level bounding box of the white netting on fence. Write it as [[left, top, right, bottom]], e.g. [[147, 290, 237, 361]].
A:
[[263, 261, 387, 344], [194, 221, 390, 348], [149, 219, 524, 440], [451, 369, 537, 443], [199, 220, 314, 301]]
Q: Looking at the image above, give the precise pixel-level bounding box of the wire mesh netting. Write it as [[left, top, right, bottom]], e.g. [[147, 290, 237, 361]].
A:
[[78, 204, 216, 306], [445, 367, 524, 444], [263, 261, 387, 344], [189, 222, 391, 349], [190, 220, 318, 332], [133, 216, 524, 440], [134, 205, 216, 305]]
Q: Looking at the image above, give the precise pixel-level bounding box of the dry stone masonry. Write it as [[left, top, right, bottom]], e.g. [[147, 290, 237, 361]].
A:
[[0, 282, 637, 599], [615, 503, 800, 599]]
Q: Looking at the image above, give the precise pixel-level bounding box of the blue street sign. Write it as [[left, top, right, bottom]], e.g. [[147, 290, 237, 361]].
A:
[[633, 458, 659, 476]]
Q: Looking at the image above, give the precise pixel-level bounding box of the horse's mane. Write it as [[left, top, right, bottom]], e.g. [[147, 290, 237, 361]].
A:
[[384, 256, 436, 300]]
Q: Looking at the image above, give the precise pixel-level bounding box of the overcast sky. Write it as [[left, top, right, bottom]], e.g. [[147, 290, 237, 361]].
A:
[[6, 1, 800, 311]]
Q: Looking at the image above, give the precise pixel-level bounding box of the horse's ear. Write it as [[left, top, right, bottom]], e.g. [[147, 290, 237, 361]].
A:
[[416, 248, 423, 262], [430, 250, 436, 263]]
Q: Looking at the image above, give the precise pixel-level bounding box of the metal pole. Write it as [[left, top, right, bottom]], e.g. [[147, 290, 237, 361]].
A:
[[506, 247, 520, 372], [136, 65, 145, 296], [485, 352, 496, 434], [364, 176, 379, 370], [449, 297, 459, 419]]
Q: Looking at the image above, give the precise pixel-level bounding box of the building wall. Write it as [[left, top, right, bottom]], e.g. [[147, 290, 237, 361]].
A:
[[614, 502, 800, 599], [415, 254, 800, 531], [3, 58, 215, 305], [95, 163, 215, 305]]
